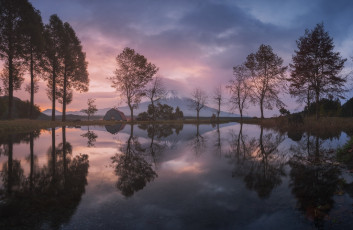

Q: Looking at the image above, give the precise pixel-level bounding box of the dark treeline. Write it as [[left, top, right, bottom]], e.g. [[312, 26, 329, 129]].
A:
[[0, 0, 88, 121]]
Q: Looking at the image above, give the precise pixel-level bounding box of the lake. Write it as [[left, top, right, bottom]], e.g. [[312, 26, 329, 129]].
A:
[[0, 123, 353, 230]]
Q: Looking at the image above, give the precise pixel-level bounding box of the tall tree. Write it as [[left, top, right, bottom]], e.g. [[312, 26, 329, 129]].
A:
[[42, 14, 64, 121], [145, 76, 167, 121], [227, 64, 252, 121], [0, 61, 24, 95], [289, 23, 347, 120], [245, 44, 287, 119], [58, 22, 89, 122], [19, 2, 44, 119], [109, 47, 158, 122], [0, 0, 28, 119], [189, 88, 207, 122], [213, 85, 222, 121]]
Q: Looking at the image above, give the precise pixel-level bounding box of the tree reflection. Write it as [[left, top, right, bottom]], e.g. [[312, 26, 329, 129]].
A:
[[230, 126, 285, 199], [0, 128, 89, 230], [214, 124, 222, 156], [112, 125, 157, 197], [81, 126, 98, 147], [1, 136, 23, 195], [289, 134, 340, 228], [191, 124, 207, 156], [138, 123, 183, 166]]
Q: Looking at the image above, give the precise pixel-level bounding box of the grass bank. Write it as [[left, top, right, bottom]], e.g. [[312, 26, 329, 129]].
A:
[[237, 116, 353, 137], [0, 118, 239, 134], [0, 119, 125, 134], [1, 117, 352, 136]]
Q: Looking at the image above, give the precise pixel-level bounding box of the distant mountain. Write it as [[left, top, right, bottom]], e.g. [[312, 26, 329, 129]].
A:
[[57, 96, 239, 118], [42, 109, 62, 116]]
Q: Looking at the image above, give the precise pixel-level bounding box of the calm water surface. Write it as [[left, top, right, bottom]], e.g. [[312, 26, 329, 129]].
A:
[[0, 123, 353, 230]]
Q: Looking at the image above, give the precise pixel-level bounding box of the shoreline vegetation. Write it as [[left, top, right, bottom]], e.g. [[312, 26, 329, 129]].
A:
[[1, 116, 353, 135]]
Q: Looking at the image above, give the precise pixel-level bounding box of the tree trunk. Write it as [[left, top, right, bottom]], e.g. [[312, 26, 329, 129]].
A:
[[62, 67, 67, 122], [315, 91, 320, 120], [217, 99, 220, 122], [151, 100, 155, 121], [306, 88, 310, 118], [8, 54, 13, 120], [240, 109, 243, 123], [260, 99, 264, 119], [52, 69, 56, 121], [129, 104, 134, 122], [197, 110, 199, 122], [30, 50, 34, 119]]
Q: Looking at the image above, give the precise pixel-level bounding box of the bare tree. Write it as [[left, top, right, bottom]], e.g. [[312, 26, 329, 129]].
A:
[[189, 88, 207, 122], [109, 47, 158, 122], [245, 44, 287, 119], [213, 85, 222, 121], [145, 76, 167, 120], [227, 64, 252, 121]]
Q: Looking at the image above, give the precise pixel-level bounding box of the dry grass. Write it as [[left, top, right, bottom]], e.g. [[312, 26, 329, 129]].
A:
[[1, 117, 352, 136], [0, 119, 125, 135], [0, 118, 238, 135]]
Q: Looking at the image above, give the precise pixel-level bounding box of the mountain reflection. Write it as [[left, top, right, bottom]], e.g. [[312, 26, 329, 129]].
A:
[[112, 125, 157, 197], [230, 126, 286, 199], [289, 134, 340, 229], [138, 123, 179, 167], [0, 128, 89, 230]]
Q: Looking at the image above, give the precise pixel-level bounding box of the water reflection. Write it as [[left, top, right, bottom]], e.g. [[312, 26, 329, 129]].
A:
[[138, 124, 178, 167], [0, 128, 89, 229], [289, 135, 341, 228], [105, 123, 125, 134], [0, 123, 352, 229], [111, 125, 157, 197], [81, 126, 98, 147], [191, 124, 207, 156], [230, 126, 286, 198], [214, 124, 222, 156]]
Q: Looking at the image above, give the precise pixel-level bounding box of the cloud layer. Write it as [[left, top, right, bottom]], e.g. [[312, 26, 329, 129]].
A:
[[10, 0, 353, 115]]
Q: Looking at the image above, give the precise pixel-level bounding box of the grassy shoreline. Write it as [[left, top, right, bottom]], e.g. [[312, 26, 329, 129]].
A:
[[0, 117, 353, 135], [238, 116, 353, 137], [0, 118, 238, 134]]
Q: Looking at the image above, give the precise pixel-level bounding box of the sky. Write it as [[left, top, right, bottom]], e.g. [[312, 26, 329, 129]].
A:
[[8, 0, 353, 116]]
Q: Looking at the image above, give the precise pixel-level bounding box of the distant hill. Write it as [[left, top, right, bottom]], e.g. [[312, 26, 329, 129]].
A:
[[50, 97, 239, 118]]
